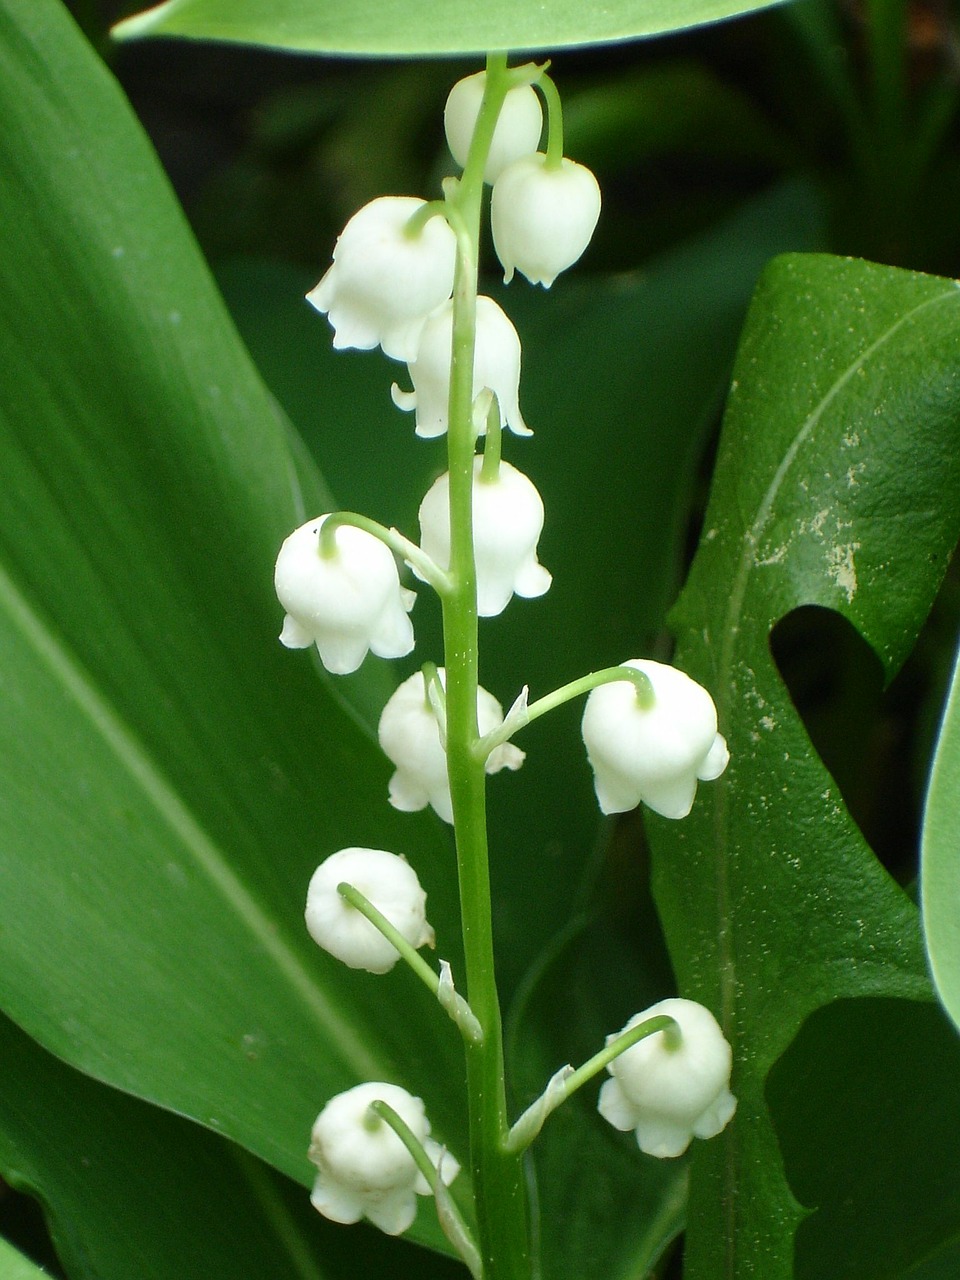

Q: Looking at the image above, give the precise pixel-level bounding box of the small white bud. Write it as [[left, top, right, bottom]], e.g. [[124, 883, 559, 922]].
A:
[[444, 71, 543, 184], [581, 659, 729, 819], [390, 296, 530, 439], [305, 848, 434, 975], [597, 998, 737, 1159], [275, 517, 415, 675], [378, 669, 524, 824], [309, 1082, 459, 1235], [416, 459, 551, 618], [491, 153, 601, 287], [307, 196, 456, 362]]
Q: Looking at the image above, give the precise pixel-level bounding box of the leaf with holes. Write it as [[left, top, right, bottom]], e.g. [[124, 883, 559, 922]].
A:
[[647, 255, 960, 1278]]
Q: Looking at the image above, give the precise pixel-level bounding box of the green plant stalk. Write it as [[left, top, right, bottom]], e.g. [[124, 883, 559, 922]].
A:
[[442, 53, 533, 1280]]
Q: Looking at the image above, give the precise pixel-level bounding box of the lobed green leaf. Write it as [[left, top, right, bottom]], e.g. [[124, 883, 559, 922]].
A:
[[652, 254, 960, 1277]]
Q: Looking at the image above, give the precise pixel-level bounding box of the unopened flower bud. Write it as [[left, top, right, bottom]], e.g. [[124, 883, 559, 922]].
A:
[[275, 517, 415, 675], [491, 153, 601, 287], [309, 1082, 459, 1235], [307, 196, 456, 361], [390, 296, 530, 439], [597, 998, 737, 1159], [444, 71, 543, 184], [305, 847, 434, 974], [416, 459, 550, 617], [581, 659, 728, 819], [378, 669, 524, 824]]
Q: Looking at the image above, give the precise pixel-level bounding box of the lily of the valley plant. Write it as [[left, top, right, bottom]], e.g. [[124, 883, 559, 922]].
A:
[[275, 57, 734, 1279]]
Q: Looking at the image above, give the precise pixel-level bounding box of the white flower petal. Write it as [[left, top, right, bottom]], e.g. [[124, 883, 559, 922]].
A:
[[597, 999, 736, 1160], [305, 847, 433, 974], [581, 660, 727, 818], [398, 296, 529, 439], [308, 1083, 458, 1236], [275, 517, 415, 675], [378, 669, 523, 824], [444, 72, 543, 184], [417, 459, 550, 619], [307, 197, 456, 359], [491, 153, 601, 287]]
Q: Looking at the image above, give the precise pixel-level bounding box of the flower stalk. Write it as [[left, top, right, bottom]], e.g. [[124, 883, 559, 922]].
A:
[[440, 52, 535, 1280]]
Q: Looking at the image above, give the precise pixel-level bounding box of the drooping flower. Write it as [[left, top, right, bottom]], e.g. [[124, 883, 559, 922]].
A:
[[378, 669, 524, 824], [416, 459, 551, 618], [305, 847, 434, 975], [306, 196, 456, 361], [597, 998, 737, 1159], [444, 71, 543, 184], [275, 516, 415, 675], [390, 295, 530, 439], [491, 153, 601, 287], [309, 1082, 459, 1235], [581, 659, 729, 818]]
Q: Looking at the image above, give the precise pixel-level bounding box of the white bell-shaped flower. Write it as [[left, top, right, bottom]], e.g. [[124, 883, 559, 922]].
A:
[[581, 659, 728, 819], [444, 71, 543, 184], [275, 516, 415, 675], [491, 153, 601, 287], [305, 847, 434, 975], [309, 1081, 459, 1235], [390, 296, 530, 439], [378, 669, 524, 824], [597, 998, 737, 1159], [416, 459, 551, 618], [307, 196, 456, 361]]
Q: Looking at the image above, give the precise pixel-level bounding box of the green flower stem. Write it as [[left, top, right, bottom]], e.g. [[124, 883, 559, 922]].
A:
[[368, 1100, 483, 1280], [475, 665, 655, 763], [504, 1015, 678, 1155], [442, 52, 534, 1280], [538, 73, 565, 170], [336, 882, 482, 1045], [318, 511, 451, 594]]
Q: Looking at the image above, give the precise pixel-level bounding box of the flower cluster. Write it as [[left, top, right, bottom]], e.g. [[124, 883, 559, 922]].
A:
[[274, 61, 735, 1248]]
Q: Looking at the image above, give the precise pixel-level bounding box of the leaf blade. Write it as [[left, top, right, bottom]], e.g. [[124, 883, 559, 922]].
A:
[[112, 0, 790, 57]]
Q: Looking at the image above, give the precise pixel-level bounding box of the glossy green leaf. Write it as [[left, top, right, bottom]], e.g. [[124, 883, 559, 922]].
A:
[[921, 636, 960, 1033], [0, 0, 464, 1254], [113, 0, 791, 57], [0, 1236, 48, 1280], [650, 255, 960, 1277], [0, 1011, 465, 1280]]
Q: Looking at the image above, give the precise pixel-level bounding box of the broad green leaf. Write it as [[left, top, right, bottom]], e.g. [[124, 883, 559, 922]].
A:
[[921, 635, 960, 1032], [650, 255, 960, 1277], [113, 0, 791, 57], [217, 178, 826, 998], [0, 1011, 465, 1280], [0, 1236, 48, 1280], [0, 0, 464, 1254]]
